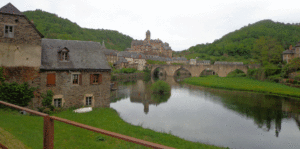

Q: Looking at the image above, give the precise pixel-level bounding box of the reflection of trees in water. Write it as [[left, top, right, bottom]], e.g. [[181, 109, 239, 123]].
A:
[[184, 84, 300, 137]]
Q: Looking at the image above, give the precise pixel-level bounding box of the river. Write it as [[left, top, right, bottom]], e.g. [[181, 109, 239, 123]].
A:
[[110, 76, 300, 149]]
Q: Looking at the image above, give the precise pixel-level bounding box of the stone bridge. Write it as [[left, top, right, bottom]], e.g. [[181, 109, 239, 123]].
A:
[[150, 64, 260, 77]]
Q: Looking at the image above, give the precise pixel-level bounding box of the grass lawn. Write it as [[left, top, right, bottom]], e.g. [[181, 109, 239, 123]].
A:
[[0, 108, 225, 149], [184, 76, 300, 99]]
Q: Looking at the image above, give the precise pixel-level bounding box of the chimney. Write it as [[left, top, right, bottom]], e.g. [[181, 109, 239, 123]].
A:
[[289, 45, 293, 50]]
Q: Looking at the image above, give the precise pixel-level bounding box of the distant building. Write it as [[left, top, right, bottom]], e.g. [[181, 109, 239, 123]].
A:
[[126, 30, 173, 58], [282, 42, 300, 63]]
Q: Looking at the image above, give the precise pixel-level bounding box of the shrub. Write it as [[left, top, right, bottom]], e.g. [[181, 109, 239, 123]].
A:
[[227, 69, 246, 77], [0, 82, 36, 107], [41, 90, 54, 107], [151, 80, 171, 95], [267, 74, 282, 83]]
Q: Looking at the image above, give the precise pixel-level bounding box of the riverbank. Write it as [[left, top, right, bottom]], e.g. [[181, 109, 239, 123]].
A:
[[184, 76, 300, 99], [0, 108, 224, 149]]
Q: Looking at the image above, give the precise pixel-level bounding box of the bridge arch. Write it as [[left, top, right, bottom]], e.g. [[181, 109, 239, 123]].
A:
[[199, 68, 218, 77], [173, 67, 192, 77]]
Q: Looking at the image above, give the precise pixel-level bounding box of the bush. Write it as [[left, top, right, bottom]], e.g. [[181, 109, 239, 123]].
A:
[[227, 69, 246, 77], [0, 82, 36, 107], [267, 74, 282, 83], [41, 90, 54, 107], [151, 80, 171, 94]]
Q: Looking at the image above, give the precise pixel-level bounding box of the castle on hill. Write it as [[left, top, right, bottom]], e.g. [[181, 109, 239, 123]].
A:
[[125, 30, 173, 58]]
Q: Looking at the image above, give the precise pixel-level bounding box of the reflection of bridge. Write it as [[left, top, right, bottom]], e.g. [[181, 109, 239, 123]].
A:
[[150, 64, 260, 77]]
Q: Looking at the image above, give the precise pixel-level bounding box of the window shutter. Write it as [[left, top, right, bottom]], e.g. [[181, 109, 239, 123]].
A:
[[47, 73, 56, 86], [79, 74, 82, 85], [90, 74, 93, 84], [99, 74, 102, 84]]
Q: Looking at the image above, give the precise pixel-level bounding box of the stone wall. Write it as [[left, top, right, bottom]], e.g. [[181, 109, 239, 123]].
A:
[[2, 66, 41, 109], [39, 70, 111, 109], [0, 14, 42, 45]]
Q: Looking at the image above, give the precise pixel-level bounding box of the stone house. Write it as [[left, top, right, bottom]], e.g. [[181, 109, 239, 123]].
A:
[[0, 3, 44, 108], [131, 53, 146, 71], [282, 42, 300, 63], [114, 57, 128, 69], [102, 48, 118, 64], [0, 3, 111, 109], [40, 39, 111, 108]]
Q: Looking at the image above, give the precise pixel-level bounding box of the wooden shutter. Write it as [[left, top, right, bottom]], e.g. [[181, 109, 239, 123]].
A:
[[99, 74, 102, 84], [90, 74, 93, 84], [79, 74, 82, 85], [47, 73, 56, 86]]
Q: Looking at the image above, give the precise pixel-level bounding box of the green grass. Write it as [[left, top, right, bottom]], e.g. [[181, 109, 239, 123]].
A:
[[146, 60, 167, 65], [0, 108, 224, 149], [184, 76, 300, 99]]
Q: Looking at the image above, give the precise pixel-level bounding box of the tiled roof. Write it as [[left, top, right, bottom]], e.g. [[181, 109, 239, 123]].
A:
[[40, 39, 111, 70]]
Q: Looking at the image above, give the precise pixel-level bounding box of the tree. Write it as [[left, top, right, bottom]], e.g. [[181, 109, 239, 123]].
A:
[[253, 36, 284, 65]]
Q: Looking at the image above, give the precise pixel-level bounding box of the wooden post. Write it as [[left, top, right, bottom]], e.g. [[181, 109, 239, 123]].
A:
[[43, 116, 54, 149]]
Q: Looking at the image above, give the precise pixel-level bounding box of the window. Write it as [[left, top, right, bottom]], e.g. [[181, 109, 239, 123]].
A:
[[4, 25, 14, 38], [58, 48, 69, 61], [72, 74, 79, 84], [54, 98, 62, 107], [86, 97, 92, 106], [47, 73, 56, 86], [90, 74, 102, 84], [62, 52, 68, 61]]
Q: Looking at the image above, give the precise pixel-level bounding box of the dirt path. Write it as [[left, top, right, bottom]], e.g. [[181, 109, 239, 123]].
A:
[[0, 127, 31, 149]]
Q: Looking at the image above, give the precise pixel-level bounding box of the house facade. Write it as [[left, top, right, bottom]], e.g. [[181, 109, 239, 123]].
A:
[[40, 39, 111, 108], [0, 3, 44, 108], [282, 42, 300, 63], [0, 3, 111, 109]]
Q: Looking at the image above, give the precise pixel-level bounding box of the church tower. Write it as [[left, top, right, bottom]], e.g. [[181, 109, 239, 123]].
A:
[[146, 30, 150, 41]]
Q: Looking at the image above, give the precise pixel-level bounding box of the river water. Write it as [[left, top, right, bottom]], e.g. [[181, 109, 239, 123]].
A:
[[110, 77, 300, 149]]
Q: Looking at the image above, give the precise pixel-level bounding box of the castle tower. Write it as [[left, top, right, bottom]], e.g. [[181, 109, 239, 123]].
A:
[[146, 30, 150, 41]]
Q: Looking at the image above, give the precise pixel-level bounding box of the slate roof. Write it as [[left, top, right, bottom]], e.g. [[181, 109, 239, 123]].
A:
[[118, 51, 132, 58], [40, 39, 111, 70], [114, 57, 128, 64], [131, 53, 146, 59], [102, 49, 118, 56], [0, 3, 23, 15], [0, 3, 44, 38], [282, 50, 295, 54]]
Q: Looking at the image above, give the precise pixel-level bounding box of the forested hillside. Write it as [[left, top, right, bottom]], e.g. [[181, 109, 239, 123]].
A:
[[177, 20, 300, 65], [23, 10, 133, 51]]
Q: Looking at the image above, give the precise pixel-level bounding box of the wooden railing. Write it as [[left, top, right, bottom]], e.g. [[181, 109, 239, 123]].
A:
[[0, 101, 175, 149]]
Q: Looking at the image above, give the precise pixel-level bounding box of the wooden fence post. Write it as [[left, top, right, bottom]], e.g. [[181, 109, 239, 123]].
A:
[[43, 116, 54, 149]]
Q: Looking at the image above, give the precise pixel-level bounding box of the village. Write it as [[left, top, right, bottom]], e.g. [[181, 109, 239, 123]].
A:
[[1, 2, 300, 149]]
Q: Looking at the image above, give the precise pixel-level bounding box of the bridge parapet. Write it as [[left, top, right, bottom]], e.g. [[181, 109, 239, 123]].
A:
[[214, 61, 244, 65]]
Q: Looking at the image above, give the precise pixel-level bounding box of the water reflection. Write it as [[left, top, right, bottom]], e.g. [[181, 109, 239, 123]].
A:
[[110, 77, 300, 149], [111, 79, 172, 114]]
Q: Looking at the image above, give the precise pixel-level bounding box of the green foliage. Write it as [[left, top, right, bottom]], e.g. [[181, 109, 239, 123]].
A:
[[227, 69, 246, 77], [281, 58, 300, 78], [151, 80, 171, 94], [267, 74, 282, 83], [0, 67, 5, 83], [181, 20, 300, 64], [146, 60, 167, 65], [143, 67, 151, 82], [23, 10, 133, 51], [113, 68, 137, 74], [0, 82, 36, 107], [41, 90, 54, 107]]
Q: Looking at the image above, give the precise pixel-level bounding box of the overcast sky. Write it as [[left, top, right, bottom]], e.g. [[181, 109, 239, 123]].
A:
[[2, 0, 300, 51]]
